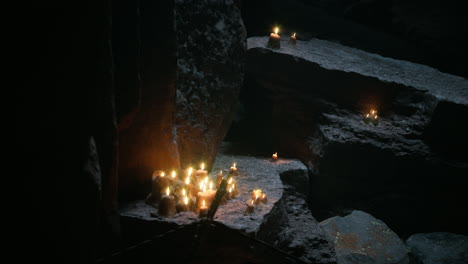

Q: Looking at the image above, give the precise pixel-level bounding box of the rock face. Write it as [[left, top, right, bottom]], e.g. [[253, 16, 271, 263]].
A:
[[236, 36, 468, 236], [120, 144, 334, 263], [320, 211, 409, 264], [406, 232, 468, 264], [174, 0, 247, 169], [118, 1, 246, 199]]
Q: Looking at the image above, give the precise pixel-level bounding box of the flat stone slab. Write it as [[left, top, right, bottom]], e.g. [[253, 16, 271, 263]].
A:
[[248, 36, 468, 105], [120, 150, 308, 234]]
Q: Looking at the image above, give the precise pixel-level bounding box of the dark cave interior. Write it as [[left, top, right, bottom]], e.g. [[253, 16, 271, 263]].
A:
[[18, 0, 467, 263]]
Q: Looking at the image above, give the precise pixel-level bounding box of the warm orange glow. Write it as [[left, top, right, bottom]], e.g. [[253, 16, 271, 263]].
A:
[[375, 115, 378, 119], [209, 181, 213, 190], [202, 200, 206, 207], [262, 194, 265, 198], [228, 177, 233, 184], [229, 186, 232, 193], [272, 152, 278, 158], [203, 184, 207, 193], [274, 27, 279, 34], [366, 113, 369, 118], [166, 187, 170, 196], [200, 182, 204, 190], [204, 176, 209, 184], [371, 110, 375, 114], [251, 200, 254, 205], [161, 172, 165, 177], [292, 33, 296, 37], [233, 163, 236, 168], [184, 196, 189, 205], [182, 189, 186, 196], [171, 171, 176, 178], [201, 163, 205, 170], [185, 176, 190, 185], [188, 167, 193, 176]]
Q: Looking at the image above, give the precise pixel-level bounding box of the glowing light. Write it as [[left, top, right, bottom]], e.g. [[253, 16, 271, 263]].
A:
[[228, 177, 233, 184], [202, 200, 206, 207], [184, 196, 189, 205], [292, 33, 296, 37], [201, 163, 205, 170], [188, 167, 193, 176], [166, 187, 170, 196], [182, 189, 186, 196], [274, 27, 279, 34], [171, 171, 176, 178], [161, 172, 165, 177]]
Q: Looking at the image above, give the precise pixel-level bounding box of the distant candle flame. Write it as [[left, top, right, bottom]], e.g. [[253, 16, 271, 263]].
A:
[[182, 189, 186, 196], [161, 172, 165, 177], [202, 200, 206, 207], [184, 196, 189, 205], [188, 167, 193, 176], [228, 177, 233, 184], [274, 27, 279, 34], [233, 163, 236, 168], [273, 152, 278, 158], [262, 194, 265, 198], [219, 170, 223, 175], [251, 200, 254, 205], [201, 163, 205, 170], [200, 182, 204, 190], [366, 113, 369, 118], [166, 187, 170, 196], [229, 186, 232, 193], [171, 170, 176, 178], [185, 176, 190, 185], [375, 115, 378, 119], [293, 33, 296, 37]]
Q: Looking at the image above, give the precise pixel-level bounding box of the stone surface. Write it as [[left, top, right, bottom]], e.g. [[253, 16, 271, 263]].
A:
[[234, 36, 468, 236], [406, 232, 468, 264], [320, 211, 409, 264], [118, 0, 246, 199], [120, 145, 335, 263]]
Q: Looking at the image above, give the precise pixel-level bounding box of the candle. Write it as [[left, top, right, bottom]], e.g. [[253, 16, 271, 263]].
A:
[[199, 200, 208, 218], [195, 188, 216, 213], [229, 163, 238, 176], [195, 162, 208, 182], [261, 193, 268, 204], [176, 195, 190, 213], [267, 27, 281, 49], [216, 171, 223, 188], [363, 109, 379, 125], [272, 152, 278, 162], [246, 199, 255, 214], [289, 32, 296, 45], [231, 183, 239, 198], [251, 189, 263, 205], [158, 187, 176, 217]]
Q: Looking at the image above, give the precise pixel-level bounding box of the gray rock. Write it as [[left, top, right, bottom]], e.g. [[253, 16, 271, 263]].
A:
[[406, 232, 468, 264], [320, 210, 409, 264], [242, 36, 468, 235], [174, 0, 247, 169]]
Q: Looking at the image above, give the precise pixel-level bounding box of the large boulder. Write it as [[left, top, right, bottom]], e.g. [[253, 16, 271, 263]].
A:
[[236, 36, 468, 236], [118, 0, 246, 199], [406, 232, 468, 264], [320, 210, 409, 264]]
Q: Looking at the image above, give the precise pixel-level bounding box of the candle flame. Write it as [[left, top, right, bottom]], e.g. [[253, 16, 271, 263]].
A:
[[274, 27, 279, 34], [228, 177, 233, 184], [188, 167, 193, 176], [375, 115, 378, 119], [371, 110, 375, 114], [166, 187, 170, 196], [219, 170, 223, 175], [229, 186, 232, 193], [171, 170, 176, 178], [262, 194, 265, 198], [161, 172, 165, 177], [185, 176, 190, 185], [209, 181, 213, 190], [233, 163, 236, 168], [251, 200, 254, 205], [182, 189, 186, 196], [200, 182, 204, 190], [293, 33, 296, 37], [366, 113, 369, 118], [202, 200, 206, 207], [184, 196, 189, 205], [201, 162, 205, 170]]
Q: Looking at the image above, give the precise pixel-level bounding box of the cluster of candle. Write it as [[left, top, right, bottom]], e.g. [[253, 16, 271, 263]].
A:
[[363, 109, 379, 125], [146, 162, 240, 218], [267, 27, 297, 49], [245, 189, 268, 214]]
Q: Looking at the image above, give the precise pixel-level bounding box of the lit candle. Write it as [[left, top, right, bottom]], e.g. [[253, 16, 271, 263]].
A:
[[261, 193, 268, 204], [196, 162, 208, 182], [196, 188, 216, 213], [158, 187, 176, 217], [363, 109, 379, 125], [267, 27, 281, 49], [231, 183, 239, 198], [289, 32, 296, 45], [272, 152, 278, 162], [176, 195, 190, 213], [199, 200, 208, 218], [229, 163, 238, 176], [246, 199, 255, 214], [251, 189, 262, 205]]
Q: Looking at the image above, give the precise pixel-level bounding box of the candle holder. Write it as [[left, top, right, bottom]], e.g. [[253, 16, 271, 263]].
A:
[[245, 199, 255, 214]]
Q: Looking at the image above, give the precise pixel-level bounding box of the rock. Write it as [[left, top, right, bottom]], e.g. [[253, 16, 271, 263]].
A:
[[320, 210, 409, 264], [174, 0, 247, 169], [406, 232, 468, 264], [118, 0, 246, 199], [120, 143, 313, 240], [257, 185, 335, 264], [238, 36, 468, 236]]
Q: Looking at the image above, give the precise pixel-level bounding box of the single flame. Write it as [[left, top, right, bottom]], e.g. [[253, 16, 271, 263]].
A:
[[273, 152, 278, 158], [182, 189, 186, 196], [166, 187, 170, 196], [233, 163, 236, 168], [202, 200, 206, 207], [201, 163, 205, 170], [219, 170, 223, 175], [171, 170, 176, 178], [209, 181, 213, 190], [274, 27, 279, 34], [371, 110, 376, 114], [185, 176, 190, 185], [161, 172, 165, 177], [228, 177, 233, 184], [188, 167, 193, 176], [366, 113, 369, 118], [229, 186, 232, 193], [292, 33, 296, 37], [251, 200, 254, 205], [184, 196, 189, 205], [375, 115, 378, 119], [204, 176, 209, 184], [262, 194, 266, 198]]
